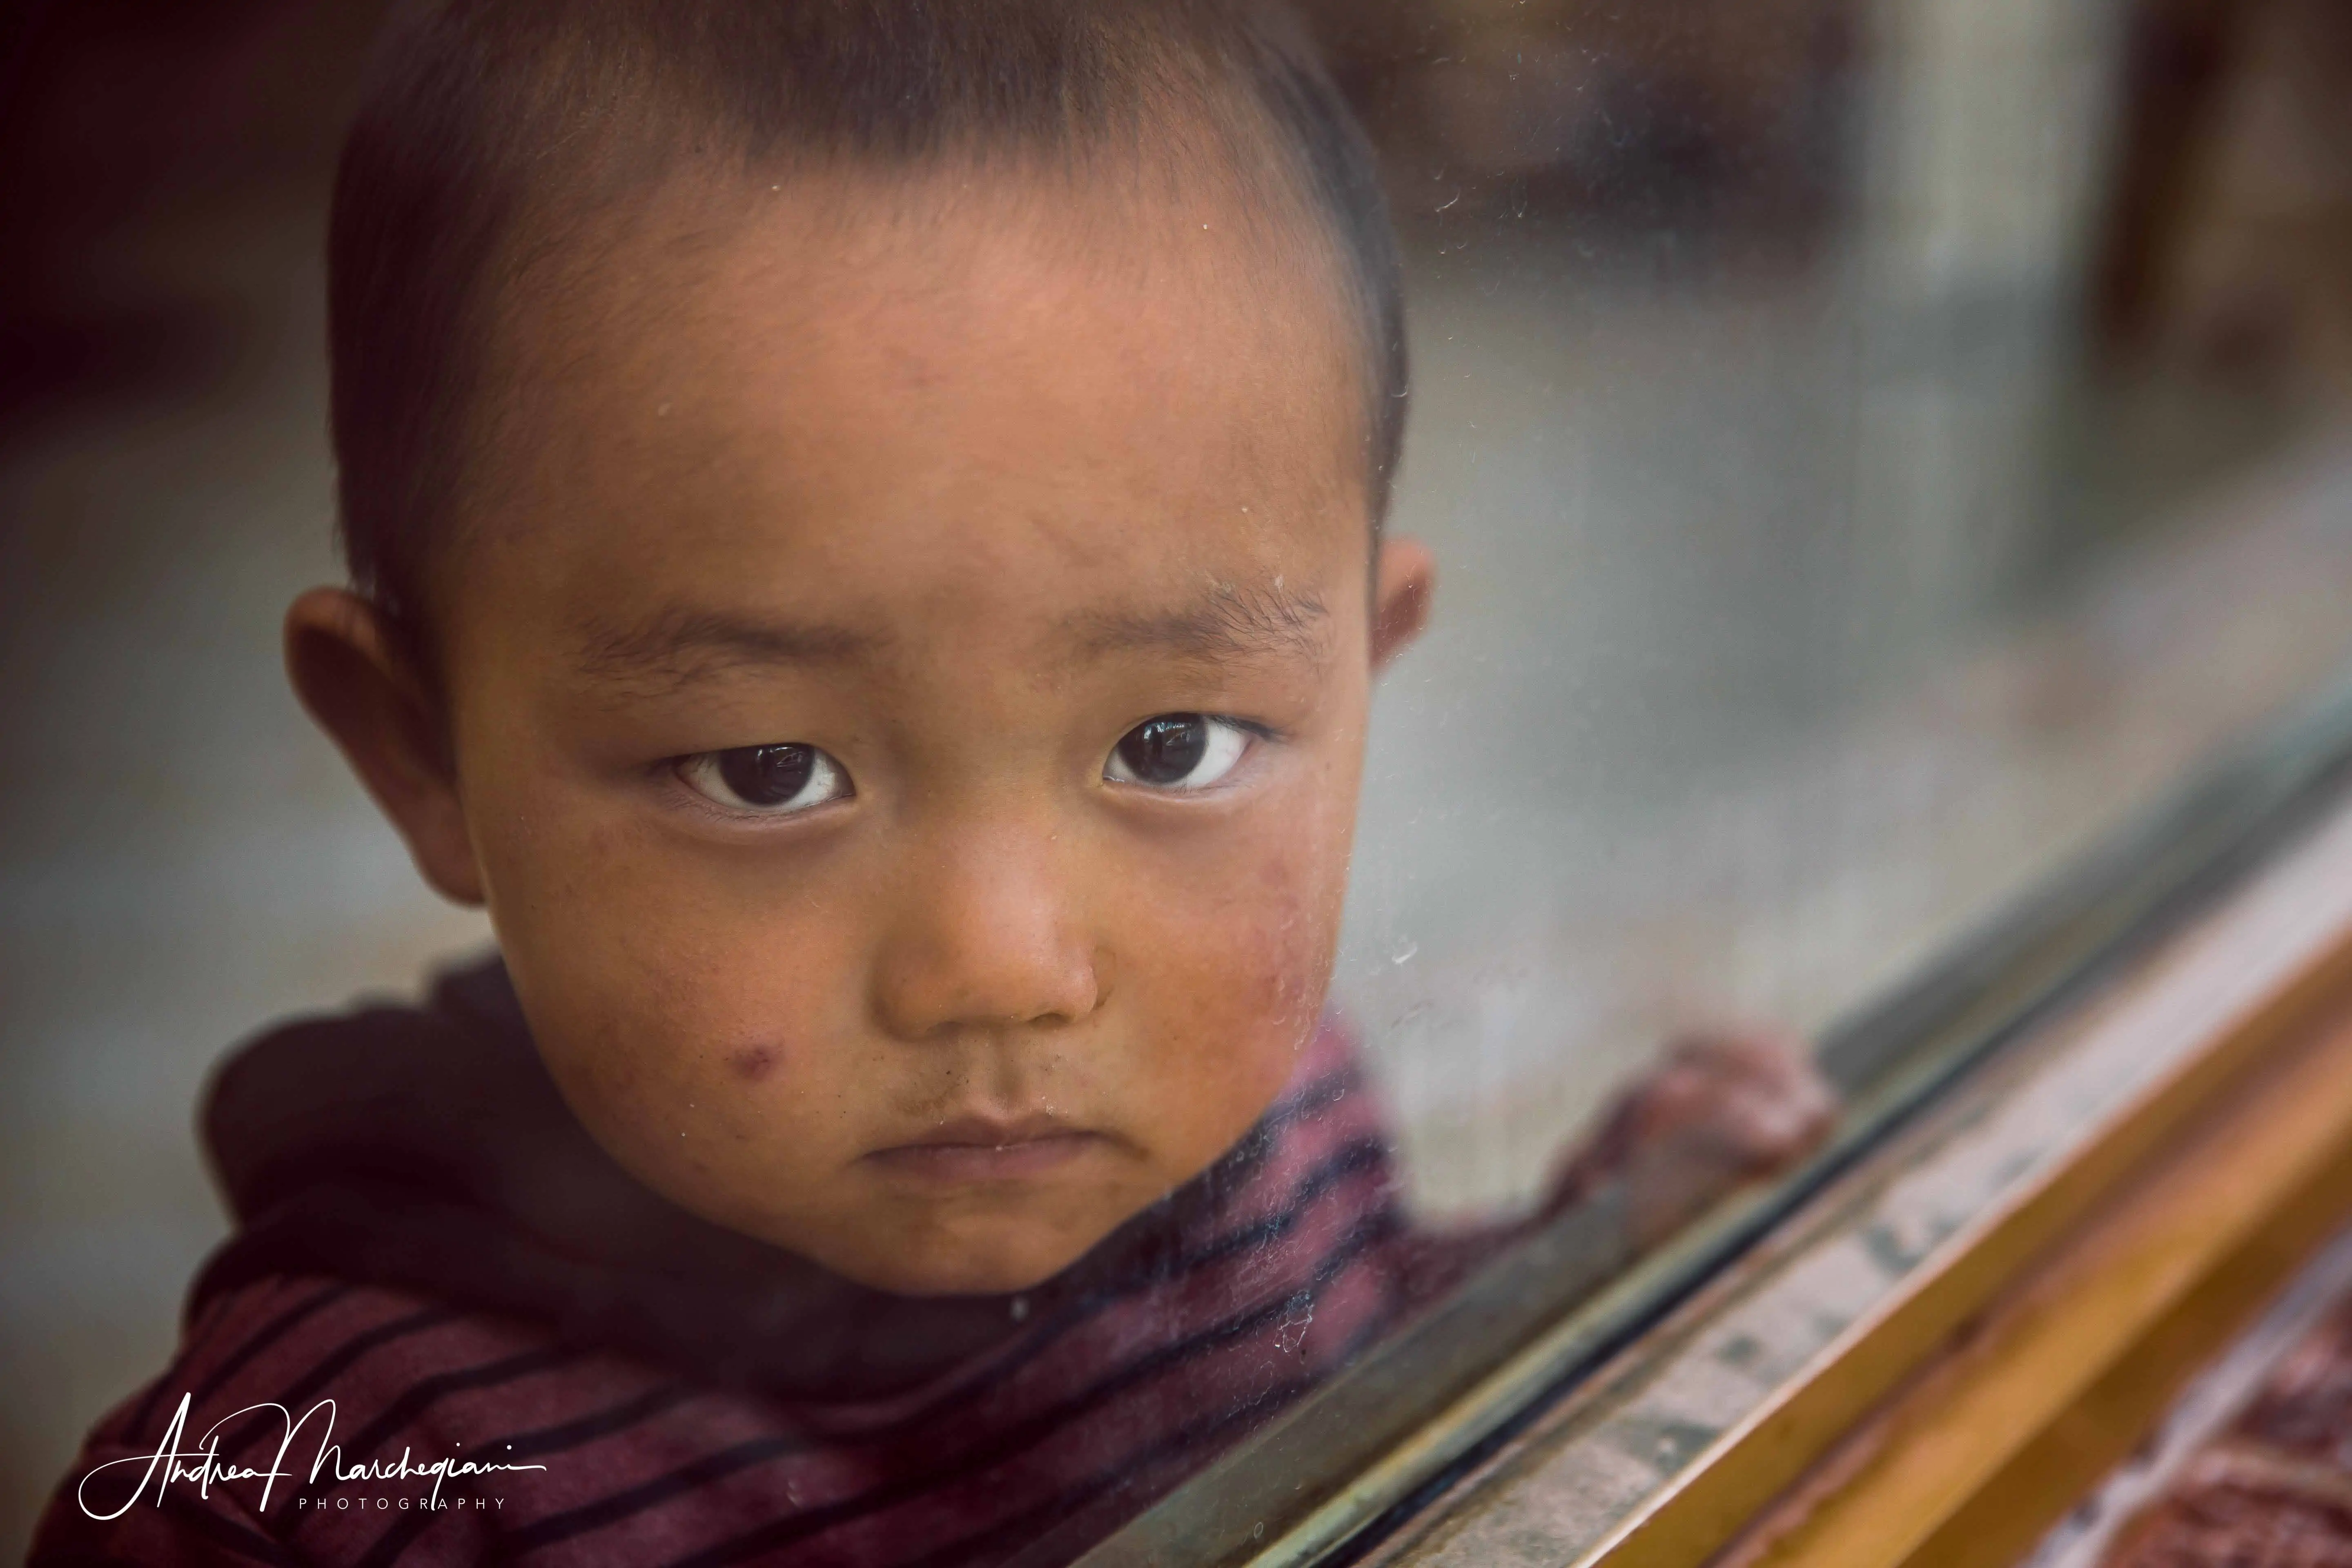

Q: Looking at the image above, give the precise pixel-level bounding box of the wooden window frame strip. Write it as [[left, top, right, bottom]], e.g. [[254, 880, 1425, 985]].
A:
[[1722, 962, 2352, 1567]]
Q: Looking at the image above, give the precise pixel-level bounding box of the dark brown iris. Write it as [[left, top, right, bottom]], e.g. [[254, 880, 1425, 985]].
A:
[[1114, 715, 1207, 784], [717, 743, 816, 806]]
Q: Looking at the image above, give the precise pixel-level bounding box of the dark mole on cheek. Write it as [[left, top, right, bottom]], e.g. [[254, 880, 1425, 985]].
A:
[[728, 1045, 780, 1082]]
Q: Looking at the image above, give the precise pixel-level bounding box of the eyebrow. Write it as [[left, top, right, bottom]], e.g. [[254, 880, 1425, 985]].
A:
[[572, 606, 885, 691], [1066, 580, 1333, 667], [570, 578, 1331, 694]]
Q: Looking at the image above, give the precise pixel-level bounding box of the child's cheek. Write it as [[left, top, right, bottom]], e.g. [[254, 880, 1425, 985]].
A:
[[1241, 772, 1355, 1008], [485, 820, 876, 1219], [1252, 835, 1345, 1017], [1123, 800, 1352, 1172]]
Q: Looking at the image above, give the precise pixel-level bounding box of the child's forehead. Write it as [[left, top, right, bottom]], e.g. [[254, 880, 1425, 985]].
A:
[[515, 166, 1347, 387], [501, 438, 1365, 671], [458, 165, 1372, 621]]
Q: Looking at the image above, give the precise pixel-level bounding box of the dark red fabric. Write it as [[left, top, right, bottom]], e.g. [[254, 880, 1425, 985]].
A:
[[31, 982, 1471, 1567], [2102, 1298, 2352, 1568]]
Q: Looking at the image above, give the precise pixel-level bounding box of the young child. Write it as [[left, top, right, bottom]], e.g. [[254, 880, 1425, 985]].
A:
[[35, 2, 1833, 1563]]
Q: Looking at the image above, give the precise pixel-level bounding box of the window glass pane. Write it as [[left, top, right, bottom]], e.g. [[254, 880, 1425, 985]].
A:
[[1331, 0, 2352, 1223]]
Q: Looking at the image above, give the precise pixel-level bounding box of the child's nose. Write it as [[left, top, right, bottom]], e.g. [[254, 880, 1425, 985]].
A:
[[869, 824, 1105, 1040]]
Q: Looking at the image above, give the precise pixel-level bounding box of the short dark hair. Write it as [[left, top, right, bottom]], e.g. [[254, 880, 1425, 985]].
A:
[[328, 0, 1409, 643]]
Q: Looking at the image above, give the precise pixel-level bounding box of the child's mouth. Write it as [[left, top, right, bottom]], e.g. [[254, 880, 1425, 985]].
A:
[[865, 1115, 1106, 1182]]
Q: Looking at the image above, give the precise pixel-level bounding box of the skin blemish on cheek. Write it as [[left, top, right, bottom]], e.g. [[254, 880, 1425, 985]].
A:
[[729, 1045, 781, 1082]]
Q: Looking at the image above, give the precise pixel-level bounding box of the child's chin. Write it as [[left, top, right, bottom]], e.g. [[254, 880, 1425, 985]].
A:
[[825, 1214, 1116, 1298]]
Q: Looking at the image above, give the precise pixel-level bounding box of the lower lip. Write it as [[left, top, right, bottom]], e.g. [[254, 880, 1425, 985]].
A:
[[865, 1133, 1103, 1183]]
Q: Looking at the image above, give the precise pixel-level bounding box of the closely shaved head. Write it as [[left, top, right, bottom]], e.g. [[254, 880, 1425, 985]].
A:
[[330, 0, 1408, 652]]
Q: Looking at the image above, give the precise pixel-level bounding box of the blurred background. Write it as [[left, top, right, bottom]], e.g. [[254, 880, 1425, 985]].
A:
[[4, 0, 2351, 1555]]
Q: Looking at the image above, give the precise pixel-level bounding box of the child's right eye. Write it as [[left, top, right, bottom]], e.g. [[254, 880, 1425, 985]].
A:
[[677, 744, 853, 815]]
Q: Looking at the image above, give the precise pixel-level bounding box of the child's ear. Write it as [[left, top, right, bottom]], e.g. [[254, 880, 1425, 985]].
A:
[[1370, 536, 1435, 671], [284, 588, 487, 907]]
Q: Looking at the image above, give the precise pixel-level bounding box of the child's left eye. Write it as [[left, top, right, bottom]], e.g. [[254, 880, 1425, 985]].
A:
[[1103, 714, 1252, 791], [677, 743, 853, 815]]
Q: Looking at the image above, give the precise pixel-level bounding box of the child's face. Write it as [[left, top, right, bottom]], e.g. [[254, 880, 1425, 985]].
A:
[[294, 169, 1432, 1296]]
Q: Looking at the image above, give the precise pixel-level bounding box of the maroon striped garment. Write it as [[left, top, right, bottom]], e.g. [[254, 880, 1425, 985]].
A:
[[33, 958, 1478, 1566]]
